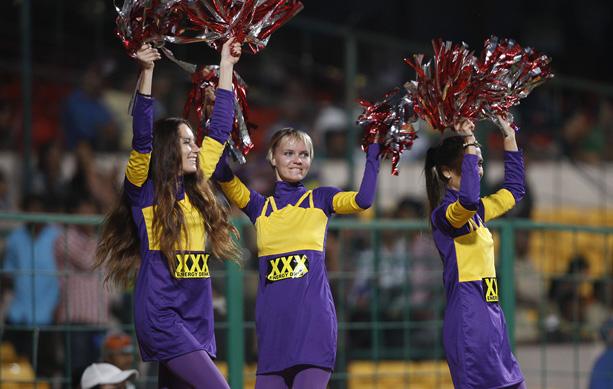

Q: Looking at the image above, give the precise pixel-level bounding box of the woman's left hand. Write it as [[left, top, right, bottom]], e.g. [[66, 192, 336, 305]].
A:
[[454, 118, 476, 140]]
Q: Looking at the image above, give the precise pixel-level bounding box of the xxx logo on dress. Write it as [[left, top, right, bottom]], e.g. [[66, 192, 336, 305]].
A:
[[266, 254, 309, 283], [174, 253, 210, 278], [482, 277, 499, 303]]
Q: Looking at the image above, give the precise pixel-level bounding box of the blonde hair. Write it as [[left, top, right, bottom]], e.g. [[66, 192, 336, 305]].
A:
[[266, 128, 314, 165]]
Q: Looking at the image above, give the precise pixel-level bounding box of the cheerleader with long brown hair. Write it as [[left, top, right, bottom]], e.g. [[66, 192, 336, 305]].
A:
[[95, 38, 242, 388]]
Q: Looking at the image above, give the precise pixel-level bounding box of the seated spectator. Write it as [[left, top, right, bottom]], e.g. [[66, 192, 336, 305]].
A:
[[69, 142, 119, 212], [80, 363, 138, 389], [0, 168, 12, 211], [1, 193, 61, 375], [31, 140, 70, 211], [55, 195, 112, 379], [0, 98, 14, 150], [547, 255, 594, 340], [101, 332, 135, 371], [62, 62, 118, 151], [559, 102, 603, 164]]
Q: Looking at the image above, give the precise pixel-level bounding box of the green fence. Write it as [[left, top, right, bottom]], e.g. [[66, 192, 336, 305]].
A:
[[0, 212, 611, 388]]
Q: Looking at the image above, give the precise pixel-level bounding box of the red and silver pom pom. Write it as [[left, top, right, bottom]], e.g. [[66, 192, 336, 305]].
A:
[[404, 39, 479, 132], [184, 65, 255, 163], [474, 36, 554, 130], [115, 0, 185, 55], [180, 0, 304, 54], [116, 0, 303, 55], [357, 87, 418, 175], [404, 37, 553, 133]]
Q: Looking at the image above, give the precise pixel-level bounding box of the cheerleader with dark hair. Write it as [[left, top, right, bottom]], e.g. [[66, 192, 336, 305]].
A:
[[424, 116, 527, 389]]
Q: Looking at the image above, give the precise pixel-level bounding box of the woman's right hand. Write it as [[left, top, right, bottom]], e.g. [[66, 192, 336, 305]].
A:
[[220, 37, 242, 68], [135, 43, 161, 71], [218, 37, 241, 91]]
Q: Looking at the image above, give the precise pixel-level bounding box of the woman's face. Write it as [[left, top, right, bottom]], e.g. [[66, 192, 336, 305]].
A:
[[178, 123, 200, 174], [271, 136, 312, 183]]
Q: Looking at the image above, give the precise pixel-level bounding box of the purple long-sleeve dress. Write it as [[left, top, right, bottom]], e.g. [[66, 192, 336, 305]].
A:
[[431, 151, 526, 388], [125, 89, 233, 361], [215, 144, 381, 374]]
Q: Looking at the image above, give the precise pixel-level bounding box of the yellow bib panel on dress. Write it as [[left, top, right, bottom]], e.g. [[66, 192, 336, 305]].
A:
[[142, 194, 206, 251], [454, 216, 496, 282], [255, 191, 328, 257]]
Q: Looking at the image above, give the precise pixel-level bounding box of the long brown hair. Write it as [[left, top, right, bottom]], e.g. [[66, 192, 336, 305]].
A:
[[424, 136, 465, 218], [95, 117, 241, 287]]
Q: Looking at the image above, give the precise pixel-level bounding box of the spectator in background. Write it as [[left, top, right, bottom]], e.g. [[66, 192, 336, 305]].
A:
[[69, 142, 120, 213], [547, 254, 593, 340], [62, 62, 118, 151], [0, 169, 12, 211], [55, 194, 112, 378], [560, 101, 603, 164], [102, 64, 171, 151], [102, 66, 138, 152], [101, 332, 136, 372], [312, 104, 348, 159], [31, 140, 70, 211], [1, 193, 61, 376], [589, 317, 613, 389], [600, 99, 613, 162], [0, 98, 14, 149], [80, 363, 139, 389], [266, 77, 313, 142]]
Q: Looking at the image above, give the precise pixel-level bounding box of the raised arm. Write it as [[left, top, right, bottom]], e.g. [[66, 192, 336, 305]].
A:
[[199, 37, 242, 179], [125, 44, 161, 190], [331, 143, 381, 214], [482, 116, 525, 221], [444, 120, 480, 228]]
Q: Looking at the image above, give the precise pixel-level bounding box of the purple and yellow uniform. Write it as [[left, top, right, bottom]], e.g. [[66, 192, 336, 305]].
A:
[[431, 151, 526, 389], [215, 144, 381, 374], [125, 89, 233, 362]]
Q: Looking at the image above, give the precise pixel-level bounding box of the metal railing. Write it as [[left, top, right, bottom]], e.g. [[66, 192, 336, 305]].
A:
[[0, 212, 611, 388]]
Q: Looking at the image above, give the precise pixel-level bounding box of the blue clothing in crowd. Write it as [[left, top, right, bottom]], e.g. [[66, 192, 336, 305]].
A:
[[3, 225, 60, 325], [63, 89, 114, 150]]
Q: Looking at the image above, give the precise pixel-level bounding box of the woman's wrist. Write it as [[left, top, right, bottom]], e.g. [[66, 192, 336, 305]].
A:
[[503, 136, 519, 152], [463, 134, 476, 143], [462, 140, 481, 149], [219, 62, 234, 71]]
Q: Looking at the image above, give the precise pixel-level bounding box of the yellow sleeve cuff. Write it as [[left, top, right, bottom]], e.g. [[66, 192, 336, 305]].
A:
[[125, 150, 151, 187], [445, 200, 477, 228], [199, 137, 225, 179], [483, 189, 516, 222], [332, 192, 364, 214]]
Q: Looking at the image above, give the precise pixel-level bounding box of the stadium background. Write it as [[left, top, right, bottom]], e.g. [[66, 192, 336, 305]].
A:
[[0, 0, 612, 388]]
